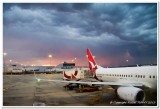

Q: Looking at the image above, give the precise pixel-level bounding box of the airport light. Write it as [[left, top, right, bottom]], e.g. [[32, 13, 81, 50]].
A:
[[3, 52, 7, 56], [9, 60, 12, 74], [48, 54, 52, 58], [48, 54, 52, 66], [3, 52, 7, 73], [9, 60, 12, 66], [74, 57, 77, 66]]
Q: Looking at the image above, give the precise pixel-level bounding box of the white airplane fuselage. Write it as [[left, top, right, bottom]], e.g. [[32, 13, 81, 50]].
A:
[[96, 66, 157, 90]]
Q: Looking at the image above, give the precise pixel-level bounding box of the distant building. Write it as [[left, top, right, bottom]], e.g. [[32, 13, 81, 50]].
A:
[[4, 65, 56, 74], [5, 65, 23, 74], [62, 62, 75, 69]]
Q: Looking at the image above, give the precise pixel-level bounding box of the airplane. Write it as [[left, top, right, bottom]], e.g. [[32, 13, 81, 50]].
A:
[[63, 69, 84, 80], [34, 48, 157, 102]]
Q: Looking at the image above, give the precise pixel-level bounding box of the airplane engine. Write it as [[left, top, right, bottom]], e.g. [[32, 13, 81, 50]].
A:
[[116, 87, 145, 102]]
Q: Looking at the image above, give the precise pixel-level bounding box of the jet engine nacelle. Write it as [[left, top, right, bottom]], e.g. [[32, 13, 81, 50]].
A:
[[117, 87, 145, 102]]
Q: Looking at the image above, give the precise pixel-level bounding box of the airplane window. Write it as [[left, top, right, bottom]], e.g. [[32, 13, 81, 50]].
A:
[[135, 75, 137, 77], [149, 75, 151, 78], [120, 75, 121, 77], [122, 75, 123, 77], [143, 75, 145, 78], [117, 75, 119, 77], [128, 75, 130, 77], [124, 75, 125, 77], [153, 76, 155, 78], [141, 75, 142, 78], [138, 75, 140, 78], [131, 75, 132, 77], [126, 75, 127, 77]]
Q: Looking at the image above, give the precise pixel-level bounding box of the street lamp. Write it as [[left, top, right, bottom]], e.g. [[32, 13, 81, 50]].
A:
[[74, 57, 77, 65], [48, 54, 52, 66], [9, 60, 12, 74], [9, 60, 12, 66], [4, 52, 7, 56], [3, 52, 7, 73]]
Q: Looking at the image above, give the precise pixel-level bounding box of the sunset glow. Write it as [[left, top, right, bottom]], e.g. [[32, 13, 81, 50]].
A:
[[3, 3, 157, 67]]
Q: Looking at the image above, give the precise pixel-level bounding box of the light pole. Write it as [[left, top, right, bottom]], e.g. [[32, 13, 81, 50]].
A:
[[74, 57, 77, 70], [9, 60, 12, 73], [9, 60, 12, 66], [48, 54, 52, 66], [48, 54, 52, 73], [74, 57, 77, 64], [3, 52, 7, 73], [71, 57, 77, 69]]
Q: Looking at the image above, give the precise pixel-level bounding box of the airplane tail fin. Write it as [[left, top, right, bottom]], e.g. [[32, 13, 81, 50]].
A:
[[86, 48, 98, 72]]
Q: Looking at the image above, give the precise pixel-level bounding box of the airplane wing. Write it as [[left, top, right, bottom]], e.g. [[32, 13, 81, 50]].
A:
[[36, 78, 144, 87], [34, 72, 144, 87]]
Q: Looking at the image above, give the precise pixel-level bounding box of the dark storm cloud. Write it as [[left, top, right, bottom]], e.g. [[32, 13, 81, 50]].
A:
[[3, 3, 157, 66]]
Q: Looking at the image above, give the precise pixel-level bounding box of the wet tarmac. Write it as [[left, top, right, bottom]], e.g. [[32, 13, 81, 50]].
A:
[[3, 74, 157, 106]]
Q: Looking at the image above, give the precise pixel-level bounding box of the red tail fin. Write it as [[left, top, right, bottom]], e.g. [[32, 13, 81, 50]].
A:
[[86, 48, 97, 72]]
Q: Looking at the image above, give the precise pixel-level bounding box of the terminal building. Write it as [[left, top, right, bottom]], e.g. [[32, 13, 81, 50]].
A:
[[62, 62, 75, 69], [3, 62, 90, 76]]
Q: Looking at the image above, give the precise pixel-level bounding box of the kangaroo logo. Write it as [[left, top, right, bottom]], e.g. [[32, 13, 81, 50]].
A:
[[89, 60, 97, 69]]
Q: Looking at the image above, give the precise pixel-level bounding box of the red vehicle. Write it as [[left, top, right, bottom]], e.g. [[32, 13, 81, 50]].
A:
[[75, 84, 100, 93]]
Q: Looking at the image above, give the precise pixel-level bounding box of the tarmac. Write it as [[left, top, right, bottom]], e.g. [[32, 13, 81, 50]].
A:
[[3, 74, 157, 106]]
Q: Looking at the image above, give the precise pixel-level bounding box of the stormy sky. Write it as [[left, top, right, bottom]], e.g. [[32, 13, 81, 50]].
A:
[[3, 3, 157, 67]]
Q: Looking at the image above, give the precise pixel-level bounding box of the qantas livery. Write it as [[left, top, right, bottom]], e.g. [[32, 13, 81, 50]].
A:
[[34, 48, 157, 102], [63, 69, 84, 80]]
